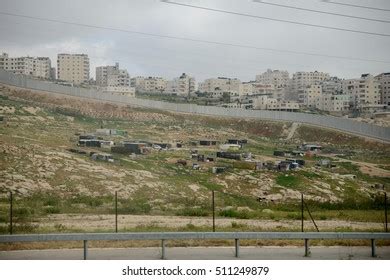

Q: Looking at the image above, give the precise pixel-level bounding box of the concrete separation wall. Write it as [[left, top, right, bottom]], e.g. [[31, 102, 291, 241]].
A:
[[0, 69, 389, 142]]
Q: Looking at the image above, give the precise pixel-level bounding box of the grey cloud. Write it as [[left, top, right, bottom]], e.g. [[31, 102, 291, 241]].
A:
[[0, 0, 389, 80]]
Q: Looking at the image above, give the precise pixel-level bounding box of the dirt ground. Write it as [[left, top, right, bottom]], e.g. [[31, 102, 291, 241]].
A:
[[35, 214, 384, 231]]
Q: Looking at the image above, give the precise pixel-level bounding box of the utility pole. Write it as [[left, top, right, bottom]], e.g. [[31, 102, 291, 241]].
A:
[[212, 190, 215, 232]]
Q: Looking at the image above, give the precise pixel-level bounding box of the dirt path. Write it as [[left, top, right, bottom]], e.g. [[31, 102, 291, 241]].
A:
[[323, 154, 390, 178], [286, 122, 300, 140], [34, 214, 384, 231]]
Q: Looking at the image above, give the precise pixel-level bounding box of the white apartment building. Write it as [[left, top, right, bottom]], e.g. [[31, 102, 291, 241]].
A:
[[130, 76, 167, 94], [241, 82, 253, 96], [165, 73, 195, 96], [0, 52, 51, 79], [342, 74, 381, 110], [57, 53, 89, 85], [222, 95, 299, 111], [251, 83, 275, 96], [301, 84, 322, 107], [96, 63, 130, 87], [96, 63, 119, 86], [255, 69, 289, 88], [322, 77, 343, 95], [375, 72, 390, 105], [107, 69, 130, 87], [198, 77, 242, 98], [50, 67, 56, 80], [288, 71, 330, 101], [315, 94, 350, 112], [0, 53, 5, 69], [253, 96, 299, 111]]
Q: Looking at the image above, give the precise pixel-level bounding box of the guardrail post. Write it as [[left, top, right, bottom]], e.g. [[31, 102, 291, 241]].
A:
[[161, 239, 166, 259], [304, 238, 310, 257], [371, 239, 376, 258], [83, 240, 88, 260], [235, 238, 240, 258]]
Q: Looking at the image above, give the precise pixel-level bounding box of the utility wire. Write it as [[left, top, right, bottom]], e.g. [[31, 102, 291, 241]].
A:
[[252, 0, 390, 23], [161, 0, 390, 37], [0, 11, 389, 64], [321, 1, 390, 12]]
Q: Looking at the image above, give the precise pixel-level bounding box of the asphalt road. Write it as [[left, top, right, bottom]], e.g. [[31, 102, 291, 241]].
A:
[[1, 246, 389, 260]]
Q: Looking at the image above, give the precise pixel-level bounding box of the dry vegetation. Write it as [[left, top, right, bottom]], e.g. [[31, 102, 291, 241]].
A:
[[0, 84, 389, 250]]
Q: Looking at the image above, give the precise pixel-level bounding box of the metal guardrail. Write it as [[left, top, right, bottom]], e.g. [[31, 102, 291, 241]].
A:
[[1, 232, 389, 259]]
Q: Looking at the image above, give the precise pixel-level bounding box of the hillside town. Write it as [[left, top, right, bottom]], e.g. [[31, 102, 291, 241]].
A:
[[0, 51, 389, 118]]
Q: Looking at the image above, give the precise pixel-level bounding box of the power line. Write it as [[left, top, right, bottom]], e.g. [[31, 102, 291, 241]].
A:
[[161, 0, 390, 37], [252, 0, 390, 23], [0, 11, 389, 64], [321, 1, 390, 12]]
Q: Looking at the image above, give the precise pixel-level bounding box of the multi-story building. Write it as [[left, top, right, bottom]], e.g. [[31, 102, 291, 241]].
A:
[[130, 76, 167, 94], [315, 94, 350, 112], [301, 84, 322, 107], [342, 74, 381, 110], [251, 82, 275, 96], [95, 63, 130, 87], [50, 67, 56, 80], [255, 69, 289, 88], [222, 95, 299, 111], [322, 77, 343, 95], [0, 52, 51, 79], [96, 63, 119, 86], [57, 53, 89, 85], [375, 72, 390, 105], [165, 73, 195, 96], [198, 77, 242, 98], [0, 53, 6, 69], [288, 71, 330, 100], [107, 69, 130, 87]]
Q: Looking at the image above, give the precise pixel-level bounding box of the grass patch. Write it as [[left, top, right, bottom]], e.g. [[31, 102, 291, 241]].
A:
[[276, 174, 302, 188]]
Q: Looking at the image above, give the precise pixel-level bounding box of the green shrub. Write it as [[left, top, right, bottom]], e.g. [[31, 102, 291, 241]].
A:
[[178, 208, 209, 217], [219, 208, 237, 218], [219, 209, 251, 219], [186, 223, 196, 230], [276, 174, 301, 188], [43, 197, 60, 207], [70, 195, 104, 207], [231, 221, 245, 229], [44, 206, 60, 214]]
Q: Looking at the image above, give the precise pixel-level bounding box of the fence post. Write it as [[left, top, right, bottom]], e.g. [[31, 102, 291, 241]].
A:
[[115, 191, 118, 233], [83, 240, 88, 260], [385, 192, 388, 233], [212, 190, 215, 232], [303, 200, 319, 232], [9, 192, 13, 235], [235, 239, 240, 258], [301, 193, 304, 232]]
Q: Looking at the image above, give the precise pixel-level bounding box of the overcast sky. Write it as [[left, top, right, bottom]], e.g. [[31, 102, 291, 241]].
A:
[[0, 0, 389, 81]]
